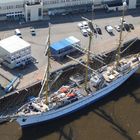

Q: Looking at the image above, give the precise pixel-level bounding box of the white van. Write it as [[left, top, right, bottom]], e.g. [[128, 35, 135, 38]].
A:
[[15, 29, 22, 38]]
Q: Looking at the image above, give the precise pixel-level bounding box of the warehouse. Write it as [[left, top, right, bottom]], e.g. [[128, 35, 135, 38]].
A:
[[50, 36, 80, 61], [0, 35, 31, 69], [0, 0, 138, 21], [0, 0, 43, 22]]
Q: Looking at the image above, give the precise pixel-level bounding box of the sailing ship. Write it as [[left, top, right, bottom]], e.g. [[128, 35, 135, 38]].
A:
[[8, 47, 140, 127], [1, 1, 140, 127]]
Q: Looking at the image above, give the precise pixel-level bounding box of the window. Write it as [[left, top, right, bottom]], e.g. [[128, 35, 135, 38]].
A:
[[16, 61, 20, 64], [27, 9, 31, 21], [16, 4, 23, 8], [38, 8, 42, 16]]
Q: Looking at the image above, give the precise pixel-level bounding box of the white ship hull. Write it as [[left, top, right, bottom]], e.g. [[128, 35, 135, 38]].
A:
[[16, 66, 139, 127]]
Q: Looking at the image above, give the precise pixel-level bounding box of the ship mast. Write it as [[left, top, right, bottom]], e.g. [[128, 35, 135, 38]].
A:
[[116, 0, 127, 66], [85, 31, 93, 88], [38, 24, 52, 100], [45, 23, 51, 104], [82, 15, 94, 89]]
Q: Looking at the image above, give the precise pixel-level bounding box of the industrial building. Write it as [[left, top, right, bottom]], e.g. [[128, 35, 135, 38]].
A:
[[0, 0, 139, 22], [0, 0, 43, 22], [50, 36, 80, 61], [0, 35, 31, 69]]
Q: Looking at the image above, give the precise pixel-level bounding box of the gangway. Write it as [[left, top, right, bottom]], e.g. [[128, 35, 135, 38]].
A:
[[4, 74, 22, 93], [72, 44, 106, 65]]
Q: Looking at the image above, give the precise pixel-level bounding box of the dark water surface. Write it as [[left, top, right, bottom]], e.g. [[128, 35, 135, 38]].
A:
[[1, 70, 140, 140]]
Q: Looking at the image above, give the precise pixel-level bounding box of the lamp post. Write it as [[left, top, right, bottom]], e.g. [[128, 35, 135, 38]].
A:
[[91, 0, 94, 23], [116, 0, 127, 66]]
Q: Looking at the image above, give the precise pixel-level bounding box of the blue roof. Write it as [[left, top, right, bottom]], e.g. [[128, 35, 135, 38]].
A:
[[51, 36, 79, 51]]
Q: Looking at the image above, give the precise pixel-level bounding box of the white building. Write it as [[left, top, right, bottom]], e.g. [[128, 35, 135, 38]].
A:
[[0, 0, 139, 21], [0, 35, 31, 69], [0, 0, 43, 22]]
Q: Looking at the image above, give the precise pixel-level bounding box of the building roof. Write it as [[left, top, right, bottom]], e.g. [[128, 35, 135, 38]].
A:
[[51, 36, 80, 51], [0, 35, 30, 54]]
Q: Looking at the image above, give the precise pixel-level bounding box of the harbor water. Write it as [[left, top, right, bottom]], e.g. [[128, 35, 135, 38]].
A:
[[0, 69, 140, 140]]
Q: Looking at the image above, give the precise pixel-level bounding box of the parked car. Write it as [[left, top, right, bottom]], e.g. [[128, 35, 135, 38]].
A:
[[88, 23, 96, 33], [129, 23, 134, 30], [119, 25, 125, 31], [86, 28, 92, 34], [120, 18, 126, 23], [61, 12, 68, 16], [114, 25, 121, 32], [19, 18, 25, 25], [77, 22, 84, 30], [82, 21, 88, 29], [30, 27, 36, 36], [95, 26, 102, 35], [81, 28, 88, 36], [105, 25, 113, 34], [15, 29, 22, 38], [124, 23, 130, 31], [92, 27, 97, 34]]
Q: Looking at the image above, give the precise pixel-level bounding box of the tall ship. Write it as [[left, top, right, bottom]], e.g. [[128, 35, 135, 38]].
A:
[[0, 1, 140, 128]]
